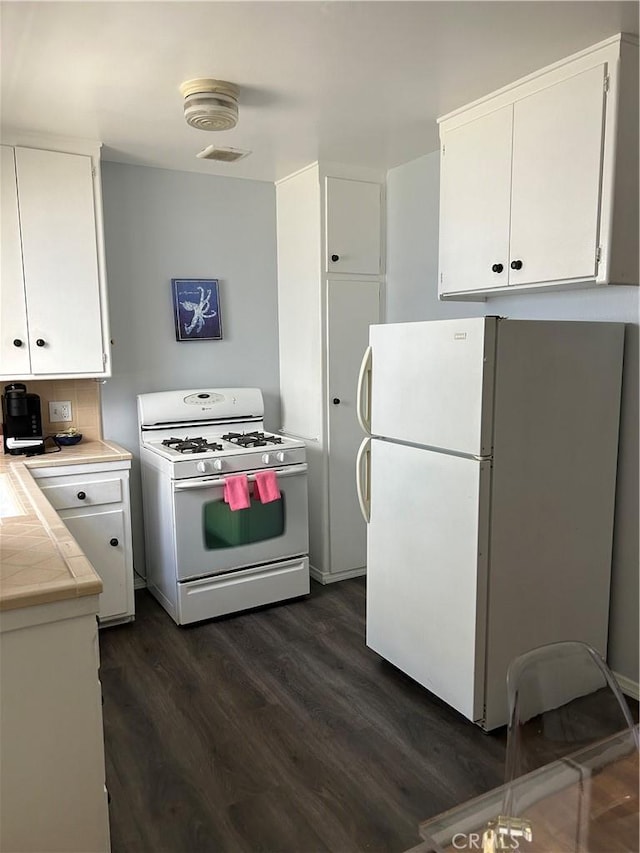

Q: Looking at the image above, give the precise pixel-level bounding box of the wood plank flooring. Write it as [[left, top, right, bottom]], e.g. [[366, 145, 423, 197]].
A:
[[99, 579, 508, 853]]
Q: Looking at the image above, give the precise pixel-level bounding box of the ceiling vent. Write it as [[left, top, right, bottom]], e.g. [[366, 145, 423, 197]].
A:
[[179, 78, 239, 131], [196, 145, 251, 163]]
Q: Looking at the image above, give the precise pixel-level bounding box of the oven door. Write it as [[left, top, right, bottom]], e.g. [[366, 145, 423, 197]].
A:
[[172, 464, 308, 581]]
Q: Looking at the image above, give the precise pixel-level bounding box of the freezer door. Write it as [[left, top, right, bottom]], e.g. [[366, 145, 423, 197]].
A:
[[369, 317, 496, 456], [366, 439, 490, 723]]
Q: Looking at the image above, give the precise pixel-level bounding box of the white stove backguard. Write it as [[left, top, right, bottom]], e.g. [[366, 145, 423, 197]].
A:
[[137, 387, 264, 429]]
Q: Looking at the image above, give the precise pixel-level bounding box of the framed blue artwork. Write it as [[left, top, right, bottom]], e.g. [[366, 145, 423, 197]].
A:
[[171, 279, 223, 342]]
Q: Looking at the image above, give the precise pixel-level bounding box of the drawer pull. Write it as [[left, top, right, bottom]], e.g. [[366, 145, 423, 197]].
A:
[[77, 491, 87, 500], [110, 538, 119, 547], [36, 338, 46, 347], [13, 339, 23, 347]]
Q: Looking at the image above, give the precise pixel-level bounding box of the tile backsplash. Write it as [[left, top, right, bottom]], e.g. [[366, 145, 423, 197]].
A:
[[17, 379, 103, 441]]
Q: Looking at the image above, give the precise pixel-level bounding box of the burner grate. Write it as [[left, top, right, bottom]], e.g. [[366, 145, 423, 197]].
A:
[[222, 431, 284, 448], [162, 436, 224, 454]]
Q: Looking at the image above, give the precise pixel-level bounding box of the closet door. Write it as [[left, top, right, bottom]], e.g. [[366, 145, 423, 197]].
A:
[[327, 280, 380, 573], [325, 177, 382, 275]]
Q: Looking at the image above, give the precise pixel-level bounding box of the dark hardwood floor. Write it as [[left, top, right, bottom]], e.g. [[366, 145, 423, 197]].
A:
[[99, 579, 507, 853]]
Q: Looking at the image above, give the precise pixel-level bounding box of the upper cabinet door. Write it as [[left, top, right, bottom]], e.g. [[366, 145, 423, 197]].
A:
[[508, 64, 607, 286], [15, 147, 105, 375], [325, 177, 382, 275], [0, 146, 31, 375], [439, 106, 513, 294]]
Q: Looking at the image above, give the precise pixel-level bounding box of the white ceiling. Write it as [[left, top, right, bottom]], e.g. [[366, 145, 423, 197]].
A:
[[1, 1, 638, 182]]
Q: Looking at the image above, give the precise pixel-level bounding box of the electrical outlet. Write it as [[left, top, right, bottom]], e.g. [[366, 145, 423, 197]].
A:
[[49, 401, 73, 422]]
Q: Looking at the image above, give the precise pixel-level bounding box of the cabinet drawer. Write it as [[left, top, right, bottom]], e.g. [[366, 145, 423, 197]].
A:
[[40, 477, 122, 510]]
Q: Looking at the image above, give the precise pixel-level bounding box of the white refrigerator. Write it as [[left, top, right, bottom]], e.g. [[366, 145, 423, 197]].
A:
[[355, 317, 624, 730]]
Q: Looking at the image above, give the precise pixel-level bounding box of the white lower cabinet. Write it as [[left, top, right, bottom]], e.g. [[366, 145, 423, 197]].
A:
[[33, 462, 135, 624], [0, 595, 110, 853]]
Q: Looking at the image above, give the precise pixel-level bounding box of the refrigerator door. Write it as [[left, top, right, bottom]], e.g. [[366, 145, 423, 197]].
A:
[[369, 317, 496, 456], [366, 438, 490, 723]]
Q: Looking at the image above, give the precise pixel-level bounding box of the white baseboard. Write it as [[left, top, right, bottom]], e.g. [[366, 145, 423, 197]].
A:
[[133, 573, 147, 590], [613, 671, 640, 701], [309, 565, 366, 585]]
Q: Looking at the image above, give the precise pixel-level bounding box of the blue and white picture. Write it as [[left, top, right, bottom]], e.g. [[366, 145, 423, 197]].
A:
[[171, 279, 223, 342]]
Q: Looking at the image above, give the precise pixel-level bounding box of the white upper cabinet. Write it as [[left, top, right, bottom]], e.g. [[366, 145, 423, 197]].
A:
[[0, 147, 30, 375], [438, 34, 639, 300], [439, 106, 513, 294], [0, 141, 111, 379], [325, 177, 382, 275], [508, 65, 606, 286]]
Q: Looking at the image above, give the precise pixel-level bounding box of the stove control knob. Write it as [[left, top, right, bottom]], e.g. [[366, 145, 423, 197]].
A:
[[196, 461, 207, 474], [276, 451, 285, 463], [262, 453, 271, 464], [213, 459, 223, 471]]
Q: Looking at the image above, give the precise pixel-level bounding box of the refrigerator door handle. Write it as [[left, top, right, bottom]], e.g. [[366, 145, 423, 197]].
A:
[[355, 436, 371, 523], [357, 346, 373, 435]]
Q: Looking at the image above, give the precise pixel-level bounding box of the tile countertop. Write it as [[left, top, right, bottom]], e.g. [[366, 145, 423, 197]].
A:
[[0, 439, 132, 612]]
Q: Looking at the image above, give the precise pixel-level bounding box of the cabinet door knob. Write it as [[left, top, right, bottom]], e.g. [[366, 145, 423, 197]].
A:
[[330, 254, 340, 263], [510, 260, 523, 270], [491, 263, 504, 273], [13, 339, 23, 347], [36, 338, 46, 347], [77, 491, 86, 500], [332, 397, 341, 405], [109, 538, 119, 547]]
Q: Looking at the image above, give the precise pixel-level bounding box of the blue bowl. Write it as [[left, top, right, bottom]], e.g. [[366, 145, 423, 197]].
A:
[[55, 433, 83, 446]]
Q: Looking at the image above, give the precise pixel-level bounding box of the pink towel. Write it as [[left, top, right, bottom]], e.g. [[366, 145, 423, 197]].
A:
[[223, 474, 250, 510], [253, 470, 281, 503]]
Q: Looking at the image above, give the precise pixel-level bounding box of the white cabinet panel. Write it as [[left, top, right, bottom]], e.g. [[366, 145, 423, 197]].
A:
[[0, 602, 109, 853], [327, 280, 380, 574], [0, 146, 30, 374], [439, 107, 513, 293], [509, 64, 606, 286], [325, 177, 381, 275], [16, 147, 105, 375], [366, 439, 489, 722], [63, 508, 128, 620]]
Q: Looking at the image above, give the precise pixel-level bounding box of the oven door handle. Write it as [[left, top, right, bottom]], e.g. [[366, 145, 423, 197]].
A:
[[173, 464, 307, 491]]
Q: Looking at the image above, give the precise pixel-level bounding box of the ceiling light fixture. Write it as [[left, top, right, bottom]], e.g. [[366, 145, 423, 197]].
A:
[[179, 78, 239, 131]]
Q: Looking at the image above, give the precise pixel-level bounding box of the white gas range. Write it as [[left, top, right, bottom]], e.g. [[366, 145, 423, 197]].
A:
[[138, 387, 309, 625]]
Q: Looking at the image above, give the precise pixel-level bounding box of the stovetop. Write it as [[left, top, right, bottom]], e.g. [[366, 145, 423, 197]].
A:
[[161, 436, 225, 454], [141, 427, 306, 478]]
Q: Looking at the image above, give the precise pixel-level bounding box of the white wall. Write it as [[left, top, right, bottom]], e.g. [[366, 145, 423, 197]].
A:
[[386, 150, 639, 685], [100, 162, 279, 578]]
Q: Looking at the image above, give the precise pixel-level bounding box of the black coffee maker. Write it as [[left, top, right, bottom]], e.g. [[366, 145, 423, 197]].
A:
[[1, 383, 45, 456]]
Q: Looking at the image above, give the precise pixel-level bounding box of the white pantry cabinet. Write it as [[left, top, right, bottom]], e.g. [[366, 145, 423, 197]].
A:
[[0, 595, 110, 853], [438, 33, 639, 299], [0, 139, 111, 378], [276, 162, 384, 583], [33, 460, 135, 625]]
